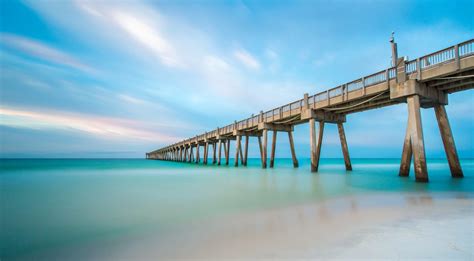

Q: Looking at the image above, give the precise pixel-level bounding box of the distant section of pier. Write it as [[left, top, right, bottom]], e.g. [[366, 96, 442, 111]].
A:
[[147, 38, 474, 182]]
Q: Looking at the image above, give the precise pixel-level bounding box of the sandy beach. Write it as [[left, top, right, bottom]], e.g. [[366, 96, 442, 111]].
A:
[[26, 191, 472, 260]]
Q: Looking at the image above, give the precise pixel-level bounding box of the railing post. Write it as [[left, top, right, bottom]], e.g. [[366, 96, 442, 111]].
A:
[[396, 57, 406, 83], [304, 93, 309, 109], [326, 90, 330, 106], [416, 58, 421, 80], [361, 77, 366, 95], [454, 44, 460, 70], [343, 85, 346, 101]]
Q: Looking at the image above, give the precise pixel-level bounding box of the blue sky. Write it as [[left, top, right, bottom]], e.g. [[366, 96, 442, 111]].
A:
[[0, 0, 472, 158]]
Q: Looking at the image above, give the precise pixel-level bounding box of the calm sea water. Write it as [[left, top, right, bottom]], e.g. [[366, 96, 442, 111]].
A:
[[1, 158, 473, 259]]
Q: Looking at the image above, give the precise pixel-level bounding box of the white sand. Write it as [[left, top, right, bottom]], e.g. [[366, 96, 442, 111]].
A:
[[29, 192, 474, 260], [94, 192, 472, 260]]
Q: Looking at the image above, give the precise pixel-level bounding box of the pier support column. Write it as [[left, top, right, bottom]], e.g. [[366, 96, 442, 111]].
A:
[[288, 131, 299, 168], [243, 135, 249, 166], [225, 140, 230, 165], [337, 123, 352, 171], [434, 105, 463, 178], [407, 95, 428, 182], [270, 130, 277, 168], [258, 136, 264, 167], [262, 129, 268, 168], [217, 140, 222, 166], [310, 119, 324, 172], [204, 143, 209, 164], [212, 142, 217, 164], [239, 143, 244, 165], [196, 145, 200, 164], [235, 135, 241, 167], [399, 117, 412, 177]]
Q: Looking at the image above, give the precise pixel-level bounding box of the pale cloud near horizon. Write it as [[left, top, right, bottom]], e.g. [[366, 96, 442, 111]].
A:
[[0, 106, 179, 142]]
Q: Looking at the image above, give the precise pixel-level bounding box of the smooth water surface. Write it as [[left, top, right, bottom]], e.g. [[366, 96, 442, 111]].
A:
[[1, 158, 473, 259]]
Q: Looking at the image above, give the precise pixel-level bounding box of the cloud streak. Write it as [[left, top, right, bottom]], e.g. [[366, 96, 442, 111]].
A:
[[0, 33, 94, 73], [234, 49, 261, 70], [111, 11, 182, 68], [0, 106, 177, 142]]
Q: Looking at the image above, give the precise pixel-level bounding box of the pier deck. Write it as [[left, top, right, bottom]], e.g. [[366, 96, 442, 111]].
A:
[[147, 39, 474, 182]]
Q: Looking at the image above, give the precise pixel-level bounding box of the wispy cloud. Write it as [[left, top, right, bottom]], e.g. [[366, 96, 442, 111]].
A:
[[111, 11, 182, 68], [234, 49, 261, 70], [0, 106, 177, 142], [117, 94, 148, 105], [0, 33, 94, 73]]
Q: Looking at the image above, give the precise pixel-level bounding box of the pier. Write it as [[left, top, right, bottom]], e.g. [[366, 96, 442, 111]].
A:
[[147, 38, 474, 182]]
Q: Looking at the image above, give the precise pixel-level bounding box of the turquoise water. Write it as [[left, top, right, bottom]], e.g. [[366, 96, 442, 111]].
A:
[[1, 158, 473, 259]]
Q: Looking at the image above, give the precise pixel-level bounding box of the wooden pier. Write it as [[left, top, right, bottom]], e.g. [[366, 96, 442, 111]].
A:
[[147, 38, 474, 182]]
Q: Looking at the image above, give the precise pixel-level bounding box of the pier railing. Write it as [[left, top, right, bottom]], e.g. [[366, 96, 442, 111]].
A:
[[160, 39, 474, 151]]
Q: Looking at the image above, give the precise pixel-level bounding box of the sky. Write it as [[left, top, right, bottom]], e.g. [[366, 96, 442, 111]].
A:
[[0, 0, 473, 158]]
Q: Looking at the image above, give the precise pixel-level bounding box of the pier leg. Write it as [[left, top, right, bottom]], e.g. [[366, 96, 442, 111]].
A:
[[204, 143, 208, 165], [310, 119, 324, 172], [217, 140, 222, 166], [244, 135, 249, 166], [434, 105, 463, 178], [288, 131, 299, 168], [223, 140, 227, 159], [225, 140, 230, 165], [337, 122, 352, 171], [239, 143, 244, 165], [399, 116, 412, 176], [235, 135, 241, 167], [407, 95, 428, 182], [196, 145, 200, 163], [270, 130, 277, 168], [262, 129, 268, 168], [212, 142, 217, 164], [258, 136, 264, 167]]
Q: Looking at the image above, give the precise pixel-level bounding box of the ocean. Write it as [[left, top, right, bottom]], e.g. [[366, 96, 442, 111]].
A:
[[1, 158, 473, 259]]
